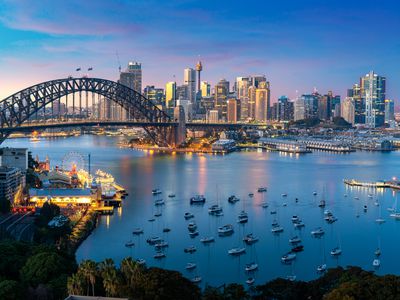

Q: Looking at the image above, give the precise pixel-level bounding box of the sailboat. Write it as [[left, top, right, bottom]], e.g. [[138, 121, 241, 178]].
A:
[[318, 186, 327, 208], [375, 201, 386, 224], [317, 237, 327, 273]]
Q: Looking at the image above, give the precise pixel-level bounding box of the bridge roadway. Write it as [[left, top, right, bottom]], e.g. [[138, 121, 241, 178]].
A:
[[0, 120, 266, 133]]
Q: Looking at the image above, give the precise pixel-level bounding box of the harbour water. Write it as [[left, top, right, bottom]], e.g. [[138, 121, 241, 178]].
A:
[[5, 135, 400, 287]]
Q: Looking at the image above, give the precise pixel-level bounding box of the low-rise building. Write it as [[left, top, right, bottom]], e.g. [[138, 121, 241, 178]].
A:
[[29, 188, 94, 206]]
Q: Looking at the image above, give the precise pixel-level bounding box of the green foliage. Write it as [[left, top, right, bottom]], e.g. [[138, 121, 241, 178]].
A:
[[0, 280, 23, 300], [292, 117, 321, 128], [332, 117, 351, 127]]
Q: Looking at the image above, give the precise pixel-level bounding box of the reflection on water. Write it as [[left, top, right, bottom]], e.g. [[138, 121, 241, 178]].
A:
[[4, 135, 400, 286]]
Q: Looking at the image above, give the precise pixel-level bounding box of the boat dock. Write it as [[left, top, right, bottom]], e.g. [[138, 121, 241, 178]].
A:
[[344, 179, 400, 190]]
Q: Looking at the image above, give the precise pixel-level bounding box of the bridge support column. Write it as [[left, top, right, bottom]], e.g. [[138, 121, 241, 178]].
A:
[[170, 106, 186, 147]]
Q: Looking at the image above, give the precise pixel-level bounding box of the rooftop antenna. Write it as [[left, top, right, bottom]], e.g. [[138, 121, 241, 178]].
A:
[[115, 50, 122, 73]]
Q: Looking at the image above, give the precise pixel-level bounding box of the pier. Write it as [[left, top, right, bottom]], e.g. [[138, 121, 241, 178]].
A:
[[344, 178, 400, 189], [300, 139, 354, 152]]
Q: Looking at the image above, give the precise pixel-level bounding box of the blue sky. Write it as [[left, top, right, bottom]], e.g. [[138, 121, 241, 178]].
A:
[[0, 0, 399, 102]]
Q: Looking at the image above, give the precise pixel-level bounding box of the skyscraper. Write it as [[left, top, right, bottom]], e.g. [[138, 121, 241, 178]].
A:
[[165, 81, 176, 108], [361, 71, 386, 128], [119, 61, 142, 93], [385, 99, 395, 124], [200, 81, 211, 97], [341, 97, 355, 125], [254, 81, 270, 122], [184, 68, 196, 105], [227, 98, 238, 123], [248, 85, 256, 119], [214, 79, 229, 120], [236, 77, 251, 120]]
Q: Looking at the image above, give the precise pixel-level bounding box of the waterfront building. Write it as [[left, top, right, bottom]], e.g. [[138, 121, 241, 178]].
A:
[[361, 71, 386, 128], [200, 81, 211, 97], [0, 166, 24, 203], [211, 139, 236, 153], [207, 110, 219, 123], [29, 188, 94, 206], [255, 81, 270, 122], [165, 81, 177, 108], [385, 99, 395, 124], [144, 86, 164, 105], [119, 61, 142, 93], [184, 68, 196, 105], [0, 147, 28, 172], [227, 98, 238, 123], [236, 77, 251, 120], [341, 97, 355, 125], [214, 79, 229, 120]]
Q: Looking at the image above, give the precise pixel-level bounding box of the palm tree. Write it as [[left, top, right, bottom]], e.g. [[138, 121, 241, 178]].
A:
[[79, 260, 98, 296], [99, 258, 119, 297], [120, 257, 144, 286], [67, 273, 85, 295]]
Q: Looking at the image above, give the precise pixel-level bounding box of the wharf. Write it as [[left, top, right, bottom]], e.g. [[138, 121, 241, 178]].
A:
[[344, 179, 400, 189]]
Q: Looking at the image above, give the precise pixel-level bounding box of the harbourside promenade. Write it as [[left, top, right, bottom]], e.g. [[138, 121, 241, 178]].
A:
[[344, 178, 400, 190]]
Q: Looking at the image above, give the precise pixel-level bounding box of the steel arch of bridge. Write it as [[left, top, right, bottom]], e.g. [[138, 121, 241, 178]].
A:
[[0, 77, 176, 146]]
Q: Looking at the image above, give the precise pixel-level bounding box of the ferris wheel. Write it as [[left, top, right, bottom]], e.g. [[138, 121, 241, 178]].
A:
[[61, 151, 85, 172]]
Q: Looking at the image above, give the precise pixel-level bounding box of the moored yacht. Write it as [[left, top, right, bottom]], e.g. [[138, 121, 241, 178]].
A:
[[208, 204, 223, 215], [190, 195, 206, 204], [245, 262, 258, 272], [246, 277, 255, 285], [238, 211, 249, 223], [125, 240, 134, 247], [218, 224, 234, 236], [372, 259, 381, 268], [132, 228, 144, 235], [154, 199, 165, 206], [185, 262, 197, 270], [228, 247, 246, 255], [271, 225, 284, 233], [317, 264, 327, 273], [191, 276, 202, 284], [152, 188, 162, 195], [281, 252, 296, 263], [330, 247, 342, 256], [289, 236, 301, 244], [258, 187, 267, 192], [311, 227, 325, 237], [228, 195, 240, 203], [184, 212, 194, 219], [243, 233, 259, 245], [200, 236, 215, 243]]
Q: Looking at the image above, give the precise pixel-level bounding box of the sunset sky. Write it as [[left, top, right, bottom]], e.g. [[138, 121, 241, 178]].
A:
[[1, 0, 399, 102]]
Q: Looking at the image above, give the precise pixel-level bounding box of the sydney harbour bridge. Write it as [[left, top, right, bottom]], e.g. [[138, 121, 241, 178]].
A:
[[0, 77, 264, 147]]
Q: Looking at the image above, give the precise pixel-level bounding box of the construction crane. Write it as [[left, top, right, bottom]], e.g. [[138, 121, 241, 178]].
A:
[[115, 50, 122, 73]]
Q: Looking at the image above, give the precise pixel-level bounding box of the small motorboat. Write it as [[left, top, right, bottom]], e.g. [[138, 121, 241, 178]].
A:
[[154, 241, 169, 248], [281, 193, 288, 197], [271, 225, 284, 233], [326, 216, 338, 224], [189, 230, 199, 238], [168, 193, 176, 198], [390, 212, 400, 220], [246, 277, 255, 285], [191, 276, 202, 284], [200, 236, 215, 243], [228, 195, 240, 203], [215, 211, 224, 216], [237, 211, 249, 223], [154, 212, 162, 217], [218, 224, 234, 236], [261, 202, 269, 208], [248, 193, 254, 197], [243, 233, 259, 245], [291, 245, 304, 252], [258, 187, 267, 193], [187, 222, 197, 231], [148, 218, 156, 222], [136, 258, 146, 265], [245, 262, 258, 272], [293, 221, 305, 228], [125, 241, 135, 248], [163, 227, 171, 233], [372, 259, 381, 268], [184, 246, 197, 253], [317, 264, 327, 273], [311, 227, 325, 237], [185, 262, 197, 270], [208, 204, 223, 215], [375, 218, 386, 224], [152, 189, 162, 195], [363, 205, 368, 212], [184, 212, 194, 220], [330, 247, 342, 256], [132, 228, 144, 235], [228, 247, 246, 256], [281, 252, 296, 263], [318, 200, 326, 208], [154, 199, 165, 206], [190, 195, 206, 204], [283, 203, 287, 207], [270, 210, 277, 215], [313, 191, 317, 196], [154, 252, 166, 259], [291, 215, 300, 222], [289, 236, 301, 244], [374, 248, 381, 256], [146, 236, 162, 245]]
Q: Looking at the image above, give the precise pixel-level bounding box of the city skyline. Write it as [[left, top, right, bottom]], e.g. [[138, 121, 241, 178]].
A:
[[1, 0, 400, 103]]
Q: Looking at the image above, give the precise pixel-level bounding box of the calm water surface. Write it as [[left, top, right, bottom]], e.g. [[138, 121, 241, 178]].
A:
[[5, 135, 400, 286]]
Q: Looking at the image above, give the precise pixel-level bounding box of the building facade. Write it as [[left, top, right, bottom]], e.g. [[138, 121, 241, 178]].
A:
[[119, 61, 142, 93]]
